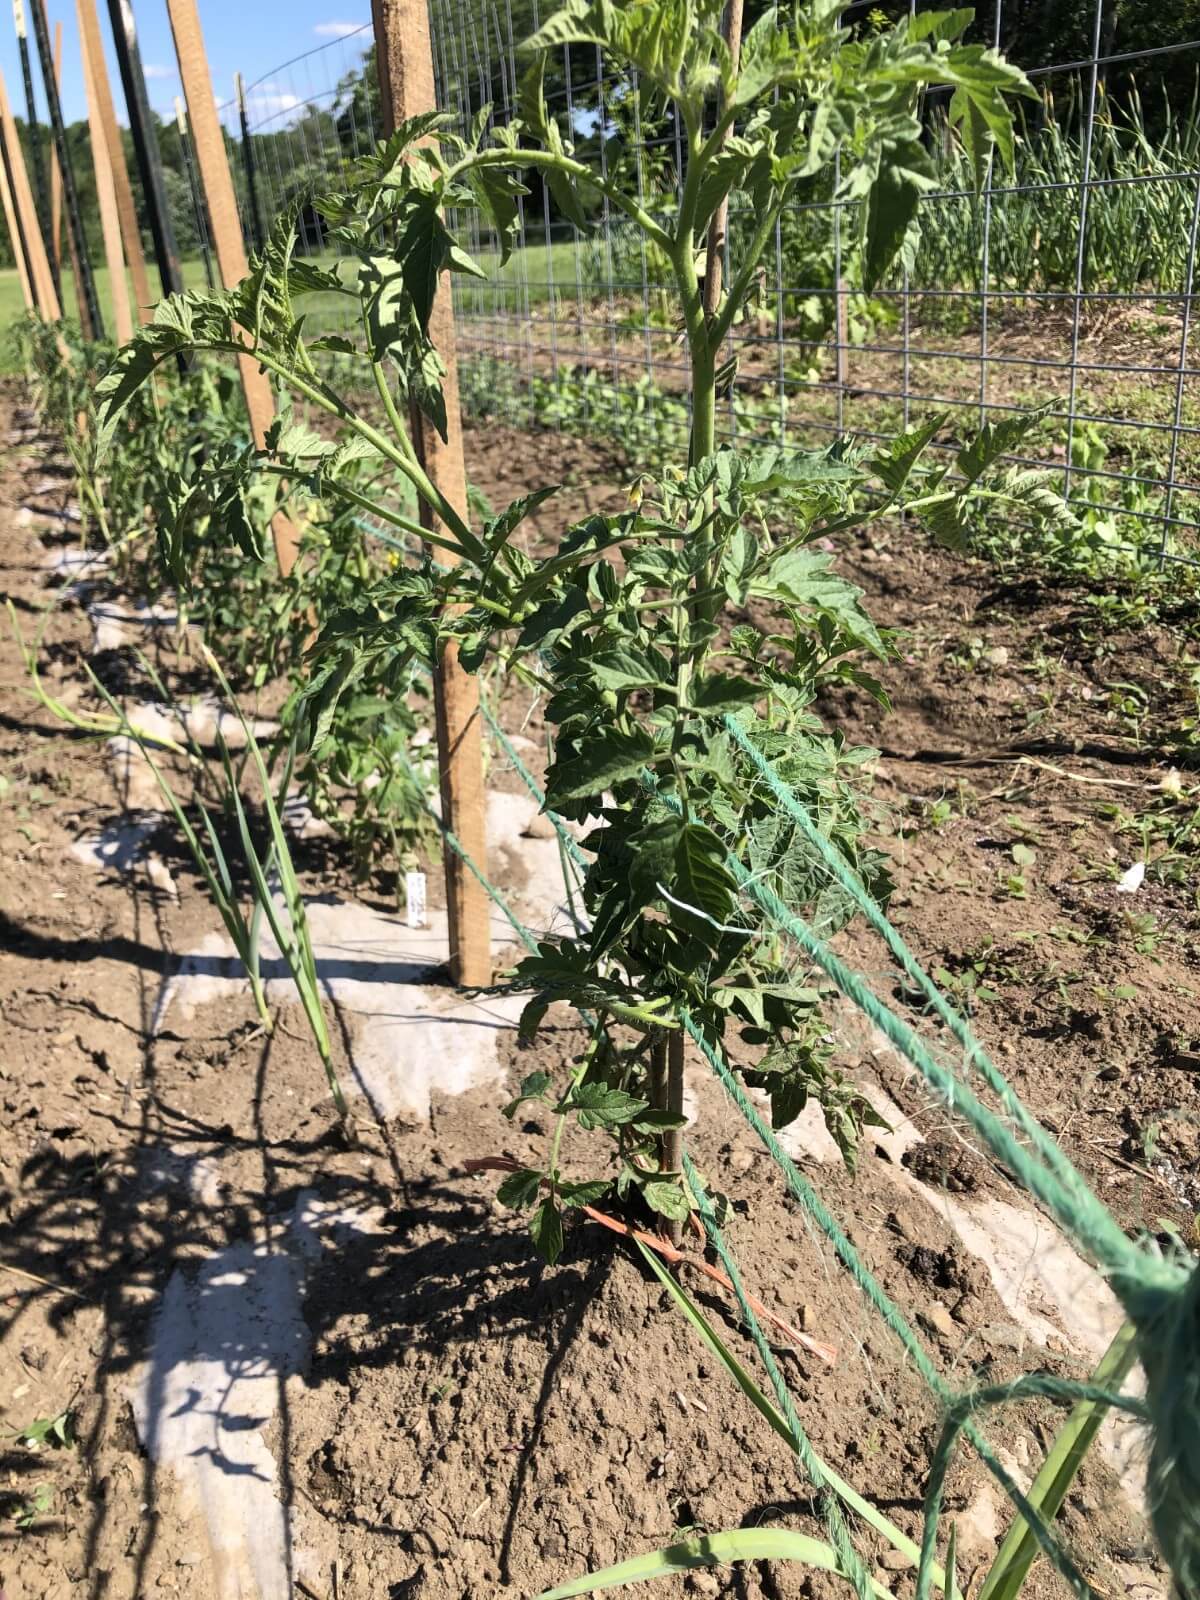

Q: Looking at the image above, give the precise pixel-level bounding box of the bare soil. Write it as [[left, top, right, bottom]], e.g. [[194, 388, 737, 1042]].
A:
[[456, 295, 1200, 528], [0, 387, 1188, 1600]]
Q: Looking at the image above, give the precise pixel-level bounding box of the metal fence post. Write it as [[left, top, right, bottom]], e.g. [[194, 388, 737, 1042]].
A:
[[1062, 0, 1104, 511], [164, 0, 300, 574], [235, 72, 266, 254], [175, 98, 213, 289], [28, 0, 101, 335], [372, 0, 491, 988], [107, 0, 184, 301], [46, 10, 61, 277], [48, 6, 92, 336], [77, 0, 131, 341]]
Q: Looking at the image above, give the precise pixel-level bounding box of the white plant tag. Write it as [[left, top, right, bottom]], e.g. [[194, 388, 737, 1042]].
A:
[[405, 870, 427, 928], [1115, 861, 1145, 895]]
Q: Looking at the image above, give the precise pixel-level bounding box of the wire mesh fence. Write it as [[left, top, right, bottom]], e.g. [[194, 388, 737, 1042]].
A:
[[222, 0, 1200, 567]]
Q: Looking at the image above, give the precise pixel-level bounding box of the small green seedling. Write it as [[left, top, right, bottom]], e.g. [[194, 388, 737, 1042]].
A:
[[13, 1485, 53, 1531], [15, 1407, 76, 1451]]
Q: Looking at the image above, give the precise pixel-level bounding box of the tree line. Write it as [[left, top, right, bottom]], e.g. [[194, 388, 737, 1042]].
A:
[[3, 2, 1196, 285]]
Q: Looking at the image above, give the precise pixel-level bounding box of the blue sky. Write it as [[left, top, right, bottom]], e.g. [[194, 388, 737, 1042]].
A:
[[0, 2, 373, 138]]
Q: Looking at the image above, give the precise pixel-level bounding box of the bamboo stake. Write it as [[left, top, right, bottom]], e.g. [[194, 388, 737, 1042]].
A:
[[0, 62, 58, 317], [371, 0, 490, 988], [76, 0, 152, 322], [77, 0, 132, 342], [163, 0, 300, 574]]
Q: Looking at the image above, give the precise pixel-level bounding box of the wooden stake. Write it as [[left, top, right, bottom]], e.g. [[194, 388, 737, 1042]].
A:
[[76, 0, 152, 322], [48, 15, 62, 275], [164, 0, 299, 574], [0, 63, 59, 318], [45, 4, 90, 337], [0, 125, 33, 312], [28, 0, 100, 333], [371, 0, 490, 988], [78, 0, 132, 343]]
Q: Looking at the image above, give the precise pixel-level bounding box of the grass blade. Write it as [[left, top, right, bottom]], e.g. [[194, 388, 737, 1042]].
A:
[[978, 1320, 1139, 1600], [538, 1527, 895, 1600], [633, 1241, 949, 1589], [201, 648, 352, 1128]]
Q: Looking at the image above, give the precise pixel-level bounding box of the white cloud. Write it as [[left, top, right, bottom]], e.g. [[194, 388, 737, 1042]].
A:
[[142, 62, 174, 79], [244, 83, 301, 118], [313, 20, 364, 37]]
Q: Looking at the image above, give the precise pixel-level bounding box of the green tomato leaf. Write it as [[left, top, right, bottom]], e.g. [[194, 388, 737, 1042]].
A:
[[690, 672, 760, 712], [547, 726, 658, 804], [631, 1108, 688, 1133], [498, 1168, 544, 1211], [955, 403, 1053, 484], [571, 1083, 649, 1130], [862, 141, 936, 291], [468, 165, 530, 264], [557, 1178, 612, 1209], [397, 194, 450, 330], [502, 1069, 553, 1118], [642, 1176, 691, 1222], [530, 1197, 564, 1265], [673, 823, 738, 925], [590, 647, 670, 695], [869, 413, 947, 497]]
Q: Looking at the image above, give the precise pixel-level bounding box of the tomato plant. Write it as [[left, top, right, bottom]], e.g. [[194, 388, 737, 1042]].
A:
[[96, 0, 1053, 1254]]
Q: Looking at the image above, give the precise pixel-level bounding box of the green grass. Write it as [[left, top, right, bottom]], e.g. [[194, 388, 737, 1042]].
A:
[[0, 255, 215, 373], [458, 237, 591, 310], [0, 238, 585, 367]]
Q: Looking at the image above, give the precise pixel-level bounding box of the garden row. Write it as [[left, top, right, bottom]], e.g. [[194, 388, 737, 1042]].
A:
[[6, 5, 1200, 1599]]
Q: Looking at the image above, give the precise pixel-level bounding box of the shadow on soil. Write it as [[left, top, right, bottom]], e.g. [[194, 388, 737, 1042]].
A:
[[0, 996, 597, 1597]]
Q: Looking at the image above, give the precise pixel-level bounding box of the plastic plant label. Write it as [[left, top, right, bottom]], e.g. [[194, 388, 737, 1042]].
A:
[[405, 869, 427, 929]]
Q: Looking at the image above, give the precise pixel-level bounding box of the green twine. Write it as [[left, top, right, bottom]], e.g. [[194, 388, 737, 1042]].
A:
[[723, 714, 1092, 1210], [916, 1376, 1148, 1600], [718, 719, 1200, 1598], [477, 696, 1200, 1600], [682, 1150, 874, 1600], [479, 702, 1098, 1592], [639, 761, 1140, 1278], [1111, 1261, 1200, 1600]]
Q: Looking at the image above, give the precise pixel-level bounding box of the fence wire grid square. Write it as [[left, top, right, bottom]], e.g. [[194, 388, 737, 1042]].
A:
[[213, 0, 1200, 571]]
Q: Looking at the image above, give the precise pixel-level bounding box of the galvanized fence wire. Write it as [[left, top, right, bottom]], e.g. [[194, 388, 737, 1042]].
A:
[[429, 0, 1200, 566], [217, 2, 1200, 565], [216, 21, 378, 344]]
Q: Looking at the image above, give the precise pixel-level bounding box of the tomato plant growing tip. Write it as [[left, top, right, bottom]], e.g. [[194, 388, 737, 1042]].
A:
[[95, 0, 1058, 1256]]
